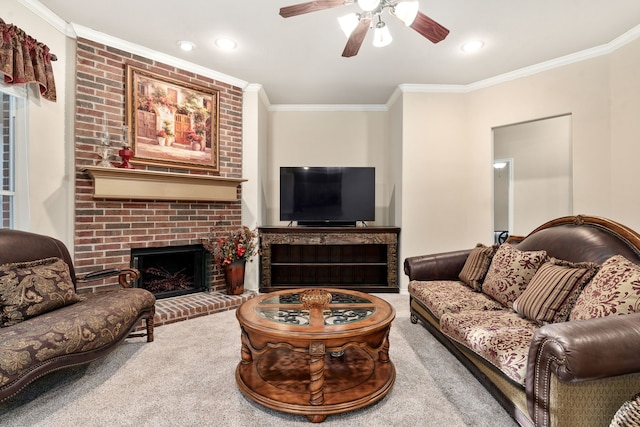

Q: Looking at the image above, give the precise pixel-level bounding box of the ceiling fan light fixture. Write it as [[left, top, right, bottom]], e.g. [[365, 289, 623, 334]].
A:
[[373, 21, 392, 47], [393, 1, 419, 26], [338, 13, 360, 37], [357, 0, 381, 12]]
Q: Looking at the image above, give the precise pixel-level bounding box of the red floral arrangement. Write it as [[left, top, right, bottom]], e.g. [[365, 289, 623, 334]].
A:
[[154, 96, 175, 112], [202, 226, 258, 268], [138, 96, 154, 112], [186, 129, 202, 143], [156, 129, 166, 137]]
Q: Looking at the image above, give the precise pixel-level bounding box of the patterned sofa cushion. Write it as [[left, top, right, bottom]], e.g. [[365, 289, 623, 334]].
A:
[[570, 255, 640, 320], [513, 258, 599, 324], [0, 257, 83, 327], [0, 288, 155, 389], [440, 309, 539, 386], [458, 243, 499, 291], [482, 243, 547, 308], [409, 280, 504, 320]]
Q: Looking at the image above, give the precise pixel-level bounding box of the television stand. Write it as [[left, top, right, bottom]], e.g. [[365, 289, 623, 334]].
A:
[[258, 227, 400, 293]]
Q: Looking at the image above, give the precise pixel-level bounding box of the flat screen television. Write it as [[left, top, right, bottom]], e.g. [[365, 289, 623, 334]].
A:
[[280, 166, 375, 226]]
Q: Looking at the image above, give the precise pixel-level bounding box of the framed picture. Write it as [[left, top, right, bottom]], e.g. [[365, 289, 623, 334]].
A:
[[125, 65, 219, 171]]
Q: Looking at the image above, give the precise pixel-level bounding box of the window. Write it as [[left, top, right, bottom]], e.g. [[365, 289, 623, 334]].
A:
[[0, 85, 28, 230]]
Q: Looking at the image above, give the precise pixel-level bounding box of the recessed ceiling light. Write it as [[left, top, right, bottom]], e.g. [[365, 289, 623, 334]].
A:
[[461, 40, 484, 53], [215, 38, 237, 50], [177, 40, 195, 52]]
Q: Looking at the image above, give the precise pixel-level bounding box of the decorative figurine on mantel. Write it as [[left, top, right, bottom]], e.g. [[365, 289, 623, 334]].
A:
[[118, 146, 134, 169], [117, 125, 135, 169], [98, 113, 112, 167]]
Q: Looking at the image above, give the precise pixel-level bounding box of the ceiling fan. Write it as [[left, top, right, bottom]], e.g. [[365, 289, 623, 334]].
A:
[[279, 0, 449, 57]]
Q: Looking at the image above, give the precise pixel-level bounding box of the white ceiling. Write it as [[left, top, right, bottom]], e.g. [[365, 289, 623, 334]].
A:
[[32, 0, 640, 104]]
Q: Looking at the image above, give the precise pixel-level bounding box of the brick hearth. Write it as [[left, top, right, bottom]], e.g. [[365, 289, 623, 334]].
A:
[[135, 290, 257, 332]]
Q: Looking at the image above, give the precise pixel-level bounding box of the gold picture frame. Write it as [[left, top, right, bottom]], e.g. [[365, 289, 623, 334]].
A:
[[125, 65, 219, 171]]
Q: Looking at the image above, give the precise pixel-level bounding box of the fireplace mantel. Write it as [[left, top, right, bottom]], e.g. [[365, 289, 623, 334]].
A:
[[84, 166, 246, 202]]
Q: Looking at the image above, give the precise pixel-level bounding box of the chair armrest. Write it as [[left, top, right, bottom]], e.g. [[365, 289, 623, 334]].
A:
[[526, 314, 640, 424], [77, 267, 140, 288], [403, 249, 471, 281]]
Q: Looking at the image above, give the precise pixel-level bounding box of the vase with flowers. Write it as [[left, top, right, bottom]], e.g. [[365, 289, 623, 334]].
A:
[[186, 129, 203, 151], [156, 129, 166, 146], [202, 226, 258, 295], [162, 120, 175, 146]]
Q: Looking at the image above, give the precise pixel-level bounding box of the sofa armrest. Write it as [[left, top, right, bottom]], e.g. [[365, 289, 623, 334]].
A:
[[77, 268, 140, 288], [404, 249, 471, 281], [526, 313, 640, 425]]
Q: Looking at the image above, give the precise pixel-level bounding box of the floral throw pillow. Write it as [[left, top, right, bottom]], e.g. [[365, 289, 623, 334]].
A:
[[513, 258, 599, 324], [0, 257, 82, 327], [482, 243, 547, 308], [458, 243, 499, 291], [570, 255, 640, 321]]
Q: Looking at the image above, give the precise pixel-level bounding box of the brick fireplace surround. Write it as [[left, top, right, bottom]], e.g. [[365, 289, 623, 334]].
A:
[[72, 38, 253, 326]]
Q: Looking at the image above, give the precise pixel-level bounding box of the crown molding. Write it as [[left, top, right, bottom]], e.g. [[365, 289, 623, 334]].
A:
[[399, 84, 468, 94], [72, 24, 249, 90], [244, 84, 263, 93], [607, 23, 640, 51], [275, 25, 640, 109], [19, 1, 640, 110], [244, 83, 271, 106], [19, 1, 248, 90], [400, 23, 640, 96], [269, 104, 387, 112], [18, 0, 72, 36], [386, 87, 402, 109]]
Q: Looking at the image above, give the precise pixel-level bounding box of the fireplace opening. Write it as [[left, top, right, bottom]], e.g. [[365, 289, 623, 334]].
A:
[[131, 244, 210, 299]]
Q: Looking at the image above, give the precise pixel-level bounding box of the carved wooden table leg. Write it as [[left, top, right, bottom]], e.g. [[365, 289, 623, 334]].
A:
[[308, 341, 326, 406], [306, 414, 328, 423], [240, 329, 253, 364], [306, 341, 328, 422], [378, 330, 391, 363]]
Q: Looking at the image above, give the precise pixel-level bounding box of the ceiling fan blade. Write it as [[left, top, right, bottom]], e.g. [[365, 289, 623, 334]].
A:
[[342, 16, 372, 58], [279, 0, 348, 18], [410, 11, 450, 43]]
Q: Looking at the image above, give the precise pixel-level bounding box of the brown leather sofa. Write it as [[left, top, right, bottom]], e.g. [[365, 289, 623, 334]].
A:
[[405, 215, 640, 427], [0, 229, 155, 401]]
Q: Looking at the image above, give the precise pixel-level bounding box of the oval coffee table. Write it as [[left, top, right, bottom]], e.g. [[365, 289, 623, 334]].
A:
[[235, 288, 396, 423]]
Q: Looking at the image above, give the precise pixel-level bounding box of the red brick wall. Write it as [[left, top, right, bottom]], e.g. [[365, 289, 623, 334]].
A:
[[73, 38, 243, 293]]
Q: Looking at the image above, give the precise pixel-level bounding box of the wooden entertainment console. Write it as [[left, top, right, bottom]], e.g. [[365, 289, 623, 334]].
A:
[[258, 227, 400, 293]]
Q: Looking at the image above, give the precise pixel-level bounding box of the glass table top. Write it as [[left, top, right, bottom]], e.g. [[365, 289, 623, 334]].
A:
[[255, 290, 376, 326], [259, 291, 372, 305]]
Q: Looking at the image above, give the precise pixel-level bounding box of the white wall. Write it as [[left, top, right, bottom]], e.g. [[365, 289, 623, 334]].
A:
[[241, 85, 266, 291], [5, 0, 74, 249], [609, 39, 640, 229], [400, 92, 477, 280], [493, 115, 572, 236], [387, 92, 403, 228], [266, 109, 390, 226]]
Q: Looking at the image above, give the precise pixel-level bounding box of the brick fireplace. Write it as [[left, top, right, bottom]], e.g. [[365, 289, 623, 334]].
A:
[[71, 38, 251, 322]]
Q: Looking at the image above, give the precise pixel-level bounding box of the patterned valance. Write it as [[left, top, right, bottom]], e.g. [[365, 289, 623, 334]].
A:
[[0, 18, 57, 102]]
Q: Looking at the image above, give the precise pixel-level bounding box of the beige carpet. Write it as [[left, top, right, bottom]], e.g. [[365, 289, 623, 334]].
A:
[[0, 294, 517, 426]]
